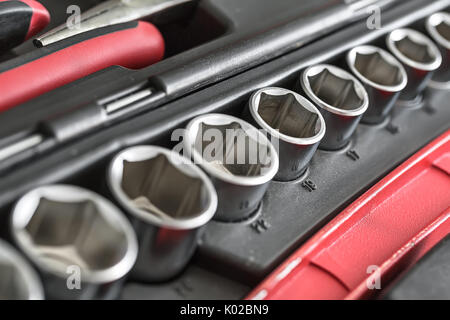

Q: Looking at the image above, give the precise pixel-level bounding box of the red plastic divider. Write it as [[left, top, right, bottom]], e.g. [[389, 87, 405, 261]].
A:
[[247, 130, 450, 300]]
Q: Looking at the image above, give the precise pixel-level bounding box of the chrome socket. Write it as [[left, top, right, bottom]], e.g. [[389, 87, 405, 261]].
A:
[[347, 45, 408, 124], [11, 185, 138, 299], [0, 239, 43, 300], [248, 87, 325, 180], [426, 12, 450, 85], [184, 114, 279, 221], [301, 64, 368, 150], [108, 146, 217, 282], [387, 28, 442, 100]]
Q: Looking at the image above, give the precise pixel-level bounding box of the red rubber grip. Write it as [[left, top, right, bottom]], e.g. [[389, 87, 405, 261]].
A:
[[247, 130, 450, 300], [21, 0, 50, 40], [0, 0, 49, 40], [0, 21, 164, 112]]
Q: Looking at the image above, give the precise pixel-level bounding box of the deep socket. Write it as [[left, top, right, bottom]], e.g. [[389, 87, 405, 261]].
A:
[[301, 64, 368, 150], [347, 45, 408, 124], [387, 28, 442, 100], [184, 113, 279, 222], [108, 145, 217, 282], [248, 87, 325, 180], [11, 185, 138, 299]]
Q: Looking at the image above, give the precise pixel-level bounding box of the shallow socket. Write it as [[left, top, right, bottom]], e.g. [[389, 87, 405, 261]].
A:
[[108, 146, 217, 282], [427, 12, 450, 49], [185, 114, 279, 186], [387, 29, 442, 71], [301, 65, 368, 150], [387, 29, 442, 100], [347, 46, 408, 124], [302, 65, 368, 116], [11, 185, 138, 284], [248, 87, 325, 180], [349, 47, 407, 90], [184, 114, 279, 221], [426, 12, 450, 84], [252, 89, 322, 140], [196, 121, 270, 177], [108, 145, 217, 230]]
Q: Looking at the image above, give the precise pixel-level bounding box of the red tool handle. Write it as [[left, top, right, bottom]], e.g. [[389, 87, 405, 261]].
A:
[[20, 0, 50, 40], [0, 0, 50, 50], [0, 21, 165, 112], [247, 130, 450, 300]]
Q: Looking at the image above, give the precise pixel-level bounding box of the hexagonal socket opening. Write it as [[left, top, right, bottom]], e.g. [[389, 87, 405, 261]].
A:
[[354, 51, 404, 87], [256, 92, 320, 137], [436, 20, 450, 42], [194, 121, 273, 177], [23, 198, 129, 272], [121, 153, 207, 220], [307, 68, 364, 111], [0, 261, 30, 299], [393, 35, 436, 64]]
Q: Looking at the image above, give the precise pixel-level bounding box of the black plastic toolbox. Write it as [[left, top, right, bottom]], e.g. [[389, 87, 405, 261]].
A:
[[0, 0, 449, 300]]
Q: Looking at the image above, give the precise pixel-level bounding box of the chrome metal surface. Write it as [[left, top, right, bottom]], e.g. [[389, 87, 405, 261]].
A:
[[347, 45, 408, 124], [301, 64, 368, 150], [426, 12, 450, 84], [248, 87, 325, 180], [387, 28, 442, 100], [108, 145, 217, 282], [35, 0, 194, 47], [11, 185, 138, 299], [0, 134, 44, 162], [0, 240, 44, 300], [184, 114, 279, 221]]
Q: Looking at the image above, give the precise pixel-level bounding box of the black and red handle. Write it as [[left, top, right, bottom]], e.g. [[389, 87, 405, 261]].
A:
[[0, 0, 50, 51], [0, 21, 165, 112]]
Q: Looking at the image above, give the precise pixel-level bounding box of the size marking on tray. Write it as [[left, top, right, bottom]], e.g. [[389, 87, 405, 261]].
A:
[[250, 219, 270, 234], [173, 280, 193, 298], [423, 105, 437, 115], [302, 179, 317, 192], [386, 123, 400, 135], [346, 149, 360, 161]]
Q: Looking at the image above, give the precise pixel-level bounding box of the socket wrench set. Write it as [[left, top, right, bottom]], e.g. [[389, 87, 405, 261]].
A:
[[0, 0, 449, 300]]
